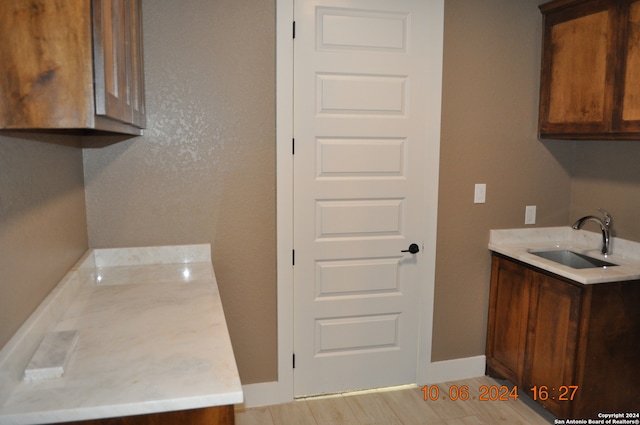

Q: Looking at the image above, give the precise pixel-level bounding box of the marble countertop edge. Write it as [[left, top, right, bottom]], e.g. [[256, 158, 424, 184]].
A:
[[0, 255, 88, 405], [489, 227, 640, 284], [0, 244, 242, 424], [0, 391, 245, 425]]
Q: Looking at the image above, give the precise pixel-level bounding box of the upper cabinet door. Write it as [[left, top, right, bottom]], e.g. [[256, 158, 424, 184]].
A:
[[94, 0, 130, 125], [93, 0, 146, 130], [126, 0, 146, 128], [0, 0, 145, 137], [538, 0, 617, 139], [539, 0, 640, 140], [0, 1, 95, 130], [619, 0, 640, 132]]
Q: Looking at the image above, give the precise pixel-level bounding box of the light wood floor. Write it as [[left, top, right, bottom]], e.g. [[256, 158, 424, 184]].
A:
[[236, 376, 556, 425]]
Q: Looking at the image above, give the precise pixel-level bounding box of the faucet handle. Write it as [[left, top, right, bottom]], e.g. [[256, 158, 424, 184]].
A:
[[598, 208, 612, 227]]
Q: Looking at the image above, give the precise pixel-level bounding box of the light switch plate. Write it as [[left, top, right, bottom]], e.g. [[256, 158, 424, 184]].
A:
[[474, 184, 486, 204]]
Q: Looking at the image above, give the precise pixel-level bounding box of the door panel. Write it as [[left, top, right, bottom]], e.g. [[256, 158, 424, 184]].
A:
[[316, 199, 404, 238], [293, 0, 431, 396], [316, 137, 406, 177], [317, 74, 407, 114], [315, 314, 400, 354], [317, 7, 408, 52], [315, 257, 401, 296]]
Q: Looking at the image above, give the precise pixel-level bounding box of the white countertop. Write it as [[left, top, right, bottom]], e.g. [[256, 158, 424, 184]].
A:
[[489, 227, 640, 284], [0, 245, 243, 425]]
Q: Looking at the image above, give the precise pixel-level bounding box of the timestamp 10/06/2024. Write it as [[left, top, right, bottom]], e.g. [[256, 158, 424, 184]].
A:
[[421, 384, 579, 402]]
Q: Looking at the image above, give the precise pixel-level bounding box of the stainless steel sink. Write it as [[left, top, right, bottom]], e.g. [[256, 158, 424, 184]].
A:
[[531, 250, 617, 269]]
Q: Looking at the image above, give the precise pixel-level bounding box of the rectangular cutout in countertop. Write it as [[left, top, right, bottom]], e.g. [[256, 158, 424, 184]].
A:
[[23, 330, 79, 381]]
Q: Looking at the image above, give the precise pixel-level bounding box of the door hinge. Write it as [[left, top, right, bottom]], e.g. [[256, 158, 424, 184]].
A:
[[293, 21, 296, 39], [293, 353, 296, 368], [292, 249, 295, 266]]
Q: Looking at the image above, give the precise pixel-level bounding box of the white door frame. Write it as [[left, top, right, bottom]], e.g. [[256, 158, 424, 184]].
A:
[[272, 0, 444, 404]]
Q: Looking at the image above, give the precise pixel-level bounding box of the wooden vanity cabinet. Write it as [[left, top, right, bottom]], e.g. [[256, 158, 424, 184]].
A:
[[60, 406, 234, 425], [485, 257, 532, 385], [522, 269, 583, 418], [538, 0, 640, 139], [486, 254, 640, 418], [0, 0, 145, 136]]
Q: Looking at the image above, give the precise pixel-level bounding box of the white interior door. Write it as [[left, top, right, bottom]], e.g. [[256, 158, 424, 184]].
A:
[[293, 0, 436, 396]]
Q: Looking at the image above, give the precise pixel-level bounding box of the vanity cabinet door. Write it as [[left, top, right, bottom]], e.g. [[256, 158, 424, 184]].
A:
[[522, 272, 582, 419], [487, 255, 583, 418], [485, 256, 532, 384]]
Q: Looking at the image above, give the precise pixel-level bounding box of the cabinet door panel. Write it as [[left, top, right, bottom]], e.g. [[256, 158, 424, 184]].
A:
[[539, 2, 616, 136], [620, 0, 640, 129], [486, 256, 530, 383], [126, 0, 146, 127], [94, 0, 125, 121], [0, 0, 144, 135], [524, 273, 582, 418], [548, 11, 609, 124], [94, 0, 144, 127], [0, 0, 94, 129]]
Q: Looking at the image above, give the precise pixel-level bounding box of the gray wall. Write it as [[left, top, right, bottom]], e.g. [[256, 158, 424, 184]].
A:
[[0, 134, 88, 348], [432, 0, 575, 361], [571, 140, 640, 241], [83, 0, 277, 384]]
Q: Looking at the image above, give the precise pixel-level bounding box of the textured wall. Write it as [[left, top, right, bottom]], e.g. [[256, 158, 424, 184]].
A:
[[432, 0, 575, 361], [83, 0, 277, 384], [570, 140, 640, 243], [81, 0, 640, 382], [0, 134, 88, 349]]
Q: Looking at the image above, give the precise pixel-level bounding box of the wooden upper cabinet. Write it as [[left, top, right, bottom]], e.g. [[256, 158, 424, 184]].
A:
[[539, 0, 640, 140], [620, 0, 640, 131], [94, 0, 146, 130], [0, 0, 145, 136]]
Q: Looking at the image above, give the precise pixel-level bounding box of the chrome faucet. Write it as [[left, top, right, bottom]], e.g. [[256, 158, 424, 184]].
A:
[[571, 208, 613, 255]]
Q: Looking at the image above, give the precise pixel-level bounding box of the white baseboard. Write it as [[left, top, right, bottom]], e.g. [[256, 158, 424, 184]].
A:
[[419, 355, 486, 384], [241, 356, 486, 408]]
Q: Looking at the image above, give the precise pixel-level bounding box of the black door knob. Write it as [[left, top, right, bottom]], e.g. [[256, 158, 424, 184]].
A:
[[401, 243, 420, 254]]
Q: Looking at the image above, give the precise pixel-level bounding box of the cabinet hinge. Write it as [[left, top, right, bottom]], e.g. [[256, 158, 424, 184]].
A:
[[292, 138, 295, 155], [292, 249, 295, 266], [293, 353, 296, 368], [293, 21, 296, 39]]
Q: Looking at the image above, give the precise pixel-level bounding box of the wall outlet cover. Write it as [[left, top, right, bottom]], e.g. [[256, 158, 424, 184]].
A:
[[525, 205, 536, 225]]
